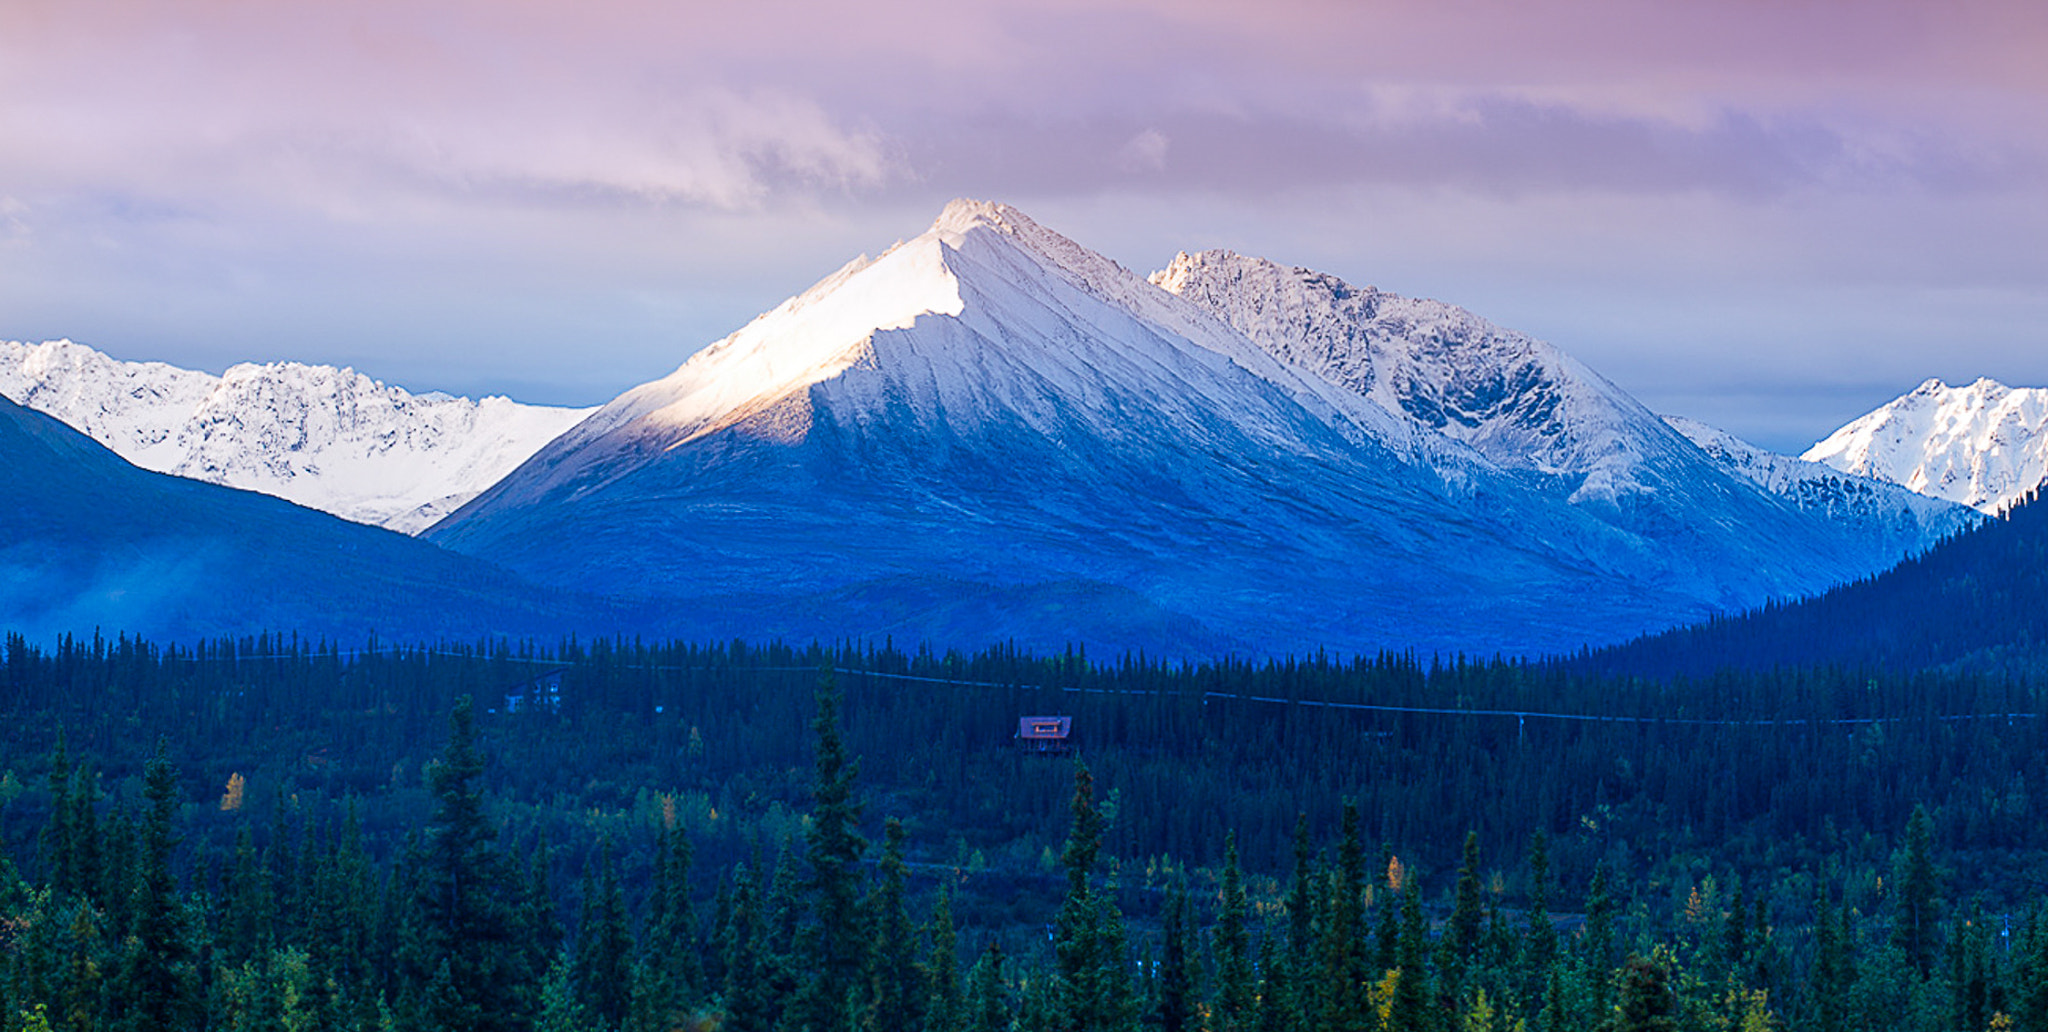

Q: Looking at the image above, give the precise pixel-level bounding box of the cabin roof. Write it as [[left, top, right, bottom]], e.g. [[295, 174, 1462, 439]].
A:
[[1016, 715, 1072, 740]]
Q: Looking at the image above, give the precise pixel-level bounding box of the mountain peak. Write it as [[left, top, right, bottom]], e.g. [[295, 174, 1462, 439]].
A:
[[1804, 377, 2048, 513], [931, 197, 1021, 237]]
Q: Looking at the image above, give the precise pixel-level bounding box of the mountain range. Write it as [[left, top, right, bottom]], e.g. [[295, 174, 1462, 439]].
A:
[[422, 200, 1970, 656], [0, 340, 589, 533], [4, 199, 2023, 656]]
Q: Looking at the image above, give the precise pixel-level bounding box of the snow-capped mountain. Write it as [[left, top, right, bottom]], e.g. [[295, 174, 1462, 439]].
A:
[[427, 200, 1969, 657], [1803, 378, 2048, 515], [1663, 414, 1974, 534], [0, 340, 592, 533], [1153, 248, 1972, 541], [1150, 249, 1653, 483]]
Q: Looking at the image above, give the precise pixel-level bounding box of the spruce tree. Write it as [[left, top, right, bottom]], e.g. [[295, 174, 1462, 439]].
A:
[[787, 670, 869, 1032], [642, 827, 704, 1026], [1605, 954, 1678, 1032], [1155, 877, 1200, 1032], [1318, 803, 1372, 1032], [1808, 890, 1848, 1032], [863, 817, 927, 1032], [2016, 904, 2048, 1032], [926, 884, 964, 1032], [1524, 829, 1556, 975], [1051, 761, 1133, 1032], [221, 824, 272, 968], [117, 738, 199, 1032], [719, 860, 778, 1032], [1213, 831, 1257, 1032], [1383, 880, 1434, 1032], [1891, 805, 1941, 975], [574, 842, 633, 1029], [404, 696, 536, 1032], [1446, 830, 1484, 997], [963, 942, 1010, 1032], [39, 733, 73, 897], [1582, 861, 1618, 1014], [536, 951, 590, 1032]]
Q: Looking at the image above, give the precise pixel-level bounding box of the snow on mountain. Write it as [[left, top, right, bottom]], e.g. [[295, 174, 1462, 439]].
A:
[[430, 199, 1966, 657], [0, 340, 593, 533], [1150, 249, 1668, 484], [1803, 377, 2048, 514], [1150, 248, 1969, 553], [1664, 414, 1977, 537]]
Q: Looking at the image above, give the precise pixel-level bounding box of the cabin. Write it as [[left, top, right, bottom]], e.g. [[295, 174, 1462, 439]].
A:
[[502, 667, 567, 714], [1015, 715, 1073, 754]]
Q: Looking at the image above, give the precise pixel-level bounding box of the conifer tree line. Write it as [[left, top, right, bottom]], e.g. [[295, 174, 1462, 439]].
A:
[[7, 673, 2048, 1031]]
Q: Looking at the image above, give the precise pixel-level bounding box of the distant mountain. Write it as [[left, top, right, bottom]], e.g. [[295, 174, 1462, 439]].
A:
[[1804, 377, 2048, 515], [1662, 414, 1971, 538], [0, 390, 617, 644], [0, 339, 591, 533], [426, 200, 1969, 657]]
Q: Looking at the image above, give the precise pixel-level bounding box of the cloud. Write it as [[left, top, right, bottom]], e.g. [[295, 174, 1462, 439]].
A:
[[1113, 129, 1170, 174], [0, 1, 896, 214]]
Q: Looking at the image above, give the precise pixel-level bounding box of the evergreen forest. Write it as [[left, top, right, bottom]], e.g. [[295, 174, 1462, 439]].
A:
[[4, 591, 2048, 1032]]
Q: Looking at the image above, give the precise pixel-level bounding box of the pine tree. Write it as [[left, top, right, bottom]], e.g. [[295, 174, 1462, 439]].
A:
[[1808, 890, 1849, 1032], [1524, 829, 1556, 975], [1383, 881, 1434, 1032], [787, 669, 870, 1032], [1605, 954, 1678, 1032], [719, 860, 779, 1032], [1213, 831, 1257, 1032], [1155, 877, 1201, 1032], [1445, 830, 1484, 998], [221, 824, 272, 968], [1317, 803, 1372, 1032], [863, 818, 927, 1032], [641, 827, 704, 1026], [404, 696, 536, 1032], [1891, 805, 1941, 975], [39, 733, 73, 898], [1051, 761, 1134, 1032], [535, 951, 590, 1032], [574, 842, 634, 1029], [117, 738, 199, 1032], [926, 884, 964, 1032], [963, 942, 1011, 1032]]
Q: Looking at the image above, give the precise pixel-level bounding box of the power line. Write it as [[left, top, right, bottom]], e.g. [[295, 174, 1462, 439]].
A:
[[90, 646, 2043, 731]]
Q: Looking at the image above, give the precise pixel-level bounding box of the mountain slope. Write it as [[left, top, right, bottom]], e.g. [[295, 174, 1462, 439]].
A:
[[1580, 487, 2048, 678], [0, 339, 592, 533], [429, 200, 1966, 657], [1663, 414, 1975, 539], [0, 391, 617, 643], [1802, 377, 2048, 515], [1149, 248, 1967, 561]]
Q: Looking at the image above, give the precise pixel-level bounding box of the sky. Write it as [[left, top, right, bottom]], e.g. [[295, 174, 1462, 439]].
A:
[[3, 0, 2046, 453]]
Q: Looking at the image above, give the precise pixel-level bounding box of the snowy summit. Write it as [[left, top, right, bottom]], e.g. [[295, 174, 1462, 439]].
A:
[[0, 340, 593, 534], [1804, 377, 2048, 514]]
